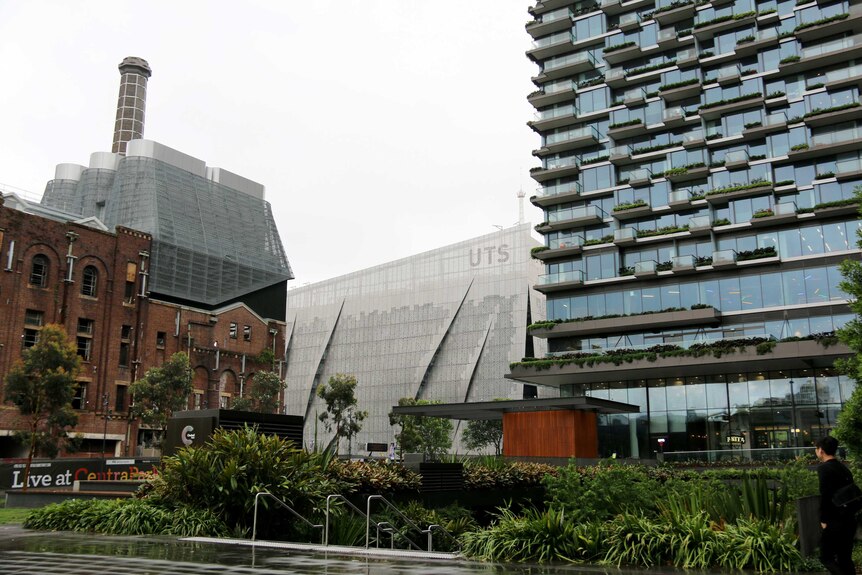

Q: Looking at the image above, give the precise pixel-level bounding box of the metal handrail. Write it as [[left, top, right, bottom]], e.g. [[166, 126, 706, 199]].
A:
[[427, 523, 462, 551], [252, 491, 324, 543], [366, 494, 446, 551], [324, 494, 370, 546]]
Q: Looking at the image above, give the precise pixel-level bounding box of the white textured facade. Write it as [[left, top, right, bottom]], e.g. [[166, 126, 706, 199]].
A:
[[283, 224, 548, 451]]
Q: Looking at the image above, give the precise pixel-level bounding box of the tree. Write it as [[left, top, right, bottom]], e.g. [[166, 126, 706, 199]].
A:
[[231, 370, 285, 414], [4, 324, 81, 491], [388, 397, 453, 461], [316, 373, 367, 454], [835, 187, 862, 457], [462, 418, 504, 456], [129, 352, 192, 443]]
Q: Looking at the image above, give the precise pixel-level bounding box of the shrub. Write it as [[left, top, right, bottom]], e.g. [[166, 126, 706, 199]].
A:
[[463, 460, 557, 490], [329, 459, 421, 494]]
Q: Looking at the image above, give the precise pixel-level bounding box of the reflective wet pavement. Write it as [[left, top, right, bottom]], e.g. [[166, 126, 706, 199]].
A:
[[0, 525, 649, 574]]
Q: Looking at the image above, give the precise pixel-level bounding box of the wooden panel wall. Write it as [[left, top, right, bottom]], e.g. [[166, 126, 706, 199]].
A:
[[502, 410, 598, 458]]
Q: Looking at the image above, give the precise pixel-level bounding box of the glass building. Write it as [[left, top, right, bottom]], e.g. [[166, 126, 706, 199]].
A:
[[282, 224, 549, 451], [513, 0, 862, 459]]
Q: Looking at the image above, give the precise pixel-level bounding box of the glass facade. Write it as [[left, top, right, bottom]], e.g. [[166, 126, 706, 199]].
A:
[[524, 0, 862, 458], [283, 224, 549, 451]]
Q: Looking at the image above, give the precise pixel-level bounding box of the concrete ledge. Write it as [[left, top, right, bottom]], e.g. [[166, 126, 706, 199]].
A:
[[6, 489, 133, 508], [531, 307, 720, 338]]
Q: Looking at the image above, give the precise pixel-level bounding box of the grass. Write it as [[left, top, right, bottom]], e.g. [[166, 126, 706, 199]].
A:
[[0, 507, 34, 524]]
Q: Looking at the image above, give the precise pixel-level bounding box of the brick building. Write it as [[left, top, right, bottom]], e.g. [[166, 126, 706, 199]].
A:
[[0, 195, 286, 457]]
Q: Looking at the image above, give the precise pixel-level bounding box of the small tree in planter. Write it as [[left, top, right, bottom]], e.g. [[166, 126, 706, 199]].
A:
[[389, 398, 453, 461], [317, 373, 367, 455]]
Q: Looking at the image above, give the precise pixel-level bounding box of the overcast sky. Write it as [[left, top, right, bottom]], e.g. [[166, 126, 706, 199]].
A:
[[0, 1, 543, 285]]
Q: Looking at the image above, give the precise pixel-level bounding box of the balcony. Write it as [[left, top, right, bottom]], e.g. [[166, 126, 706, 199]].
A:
[[530, 157, 580, 182], [795, 10, 862, 43], [605, 67, 627, 88], [532, 236, 585, 260], [531, 180, 583, 207], [536, 51, 600, 82], [672, 254, 698, 272], [609, 145, 631, 163], [712, 249, 737, 267], [526, 8, 573, 39], [724, 150, 750, 170], [601, 0, 655, 15], [613, 227, 637, 245], [685, 215, 711, 236], [665, 164, 709, 183], [529, 306, 721, 339], [698, 93, 764, 119], [612, 200, 651, 220], [618, 12, 641, 31], [741, 113, 787, 139], [682, 130, 706, 149], [623, 87, 648, 107], [536, 126, 601, 155], [677, 48, 699, 68], [825, 63, 862, 91], [541, 205, 605, 231], [634, 260, 658, 277], [528, 82, 577, 108], [608, 118, 647, 139], [527, 31, 575, 61], [528, 104, 579, 132], [662, 106, 694, 127], [715, 64, 742, 86], [654, 0, 696, 24], [628, 168, 653, 187], [778, 36, 862, 77], [750, 202, 797, 226], [659, 80, 702, 102], [603, 42, 640, 65], [784, 131, 862, 163], [668, 189, 693, 206], [705, 180, 774, 204], [657, 28, 694, 49], [734, 28, 779, 58], [693, 12, 757, 40], [803, 103, 862, 128], [534, 270, 585, 293], [836, 159, 862, 181]]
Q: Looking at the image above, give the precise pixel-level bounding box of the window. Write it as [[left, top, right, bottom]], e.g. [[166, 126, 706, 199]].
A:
[[76, 318, 94, 361], [229, 323, 238, 339], [119, 325, 131, 367], [115, 385, 127, 412], [81, 266, 98, 297], [23, 309, 43, 348], [29, 255, 49, 287], [72, 382, 87, 410], [219, 395, 230, 409], [124, 262, 137, 303], [194, 392, 204, 410], [156, 331, 166, 349], [243, 325, 251, 341]]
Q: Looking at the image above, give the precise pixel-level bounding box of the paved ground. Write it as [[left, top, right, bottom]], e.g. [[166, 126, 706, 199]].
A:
[[0, 525, 628, 574]]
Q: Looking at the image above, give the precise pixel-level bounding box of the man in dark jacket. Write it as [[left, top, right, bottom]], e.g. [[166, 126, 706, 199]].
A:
[[816, 435, 856, 575]]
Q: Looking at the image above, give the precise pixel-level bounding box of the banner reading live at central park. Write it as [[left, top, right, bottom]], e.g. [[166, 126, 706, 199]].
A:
[[0, 458, 159, 491]]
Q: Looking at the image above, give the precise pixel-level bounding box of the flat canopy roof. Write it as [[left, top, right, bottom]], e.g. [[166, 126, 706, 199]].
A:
[[389, 396, 639, 421]]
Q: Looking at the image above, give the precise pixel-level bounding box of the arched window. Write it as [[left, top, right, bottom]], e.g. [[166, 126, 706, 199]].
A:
[[29, 255, 49, 287], [81, 266, 98, 297]]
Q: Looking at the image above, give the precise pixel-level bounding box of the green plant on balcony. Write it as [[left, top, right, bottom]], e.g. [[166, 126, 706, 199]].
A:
[[658, 78, 700, 92], [699, 51, 715, 58], [617, 178, 630, 185], [626, 60, 677, 77], [787, 115, 803, 123], [578, 76, 606, 89], [693, 11, 755, 29], [775, 179, 795, 186], [778, 31, 794, 38], [744, 121, 762, 129], [535, 221, 549, 230], [583, 234, 614, 246], [758, 8, 777, 15], [581, 155, 609, 165], [654, 0, 694, 14], [737, 246, 777, 261], [712, 218, 731, 226], [709, 160, 725, 167], [685, 161, 706, 169], [752, 208, 775, 218], [656, 261, 674, 271], [698, 92, 763, 111], [736, 35, 755, 44], [663, 167, 689, 177], [677, 28, 693, 37], [690, 192, 706, 200], [790, 143, 809, 151], [646, 91, 659, 98], [613, 199, 648, 212], [528, 90, 545, 99], [526, 304, 714, 331], [780, 55, 801, 64], [749, 154, 766, 161], [604, 41, 636, 53], [529, 166, 544, 173], [741, 68, 757, 76], [705, 179, 772, 196], [630, 141, 682, 155], [706, 133, 723, 140], [609, 118, 643, 129], [803, 102, 862, 119], [611, 99, 624, 106], [637, 224, 690, 237], [766, 90, 786, 99], [619, 266, 636, 276], [796, 198, 859, 213], [530, 246, 550, 256], [794, 13, 849, 32], [815, 171, 835, 179], [806, 82, 825, 90], [695, 255, 715, 265]]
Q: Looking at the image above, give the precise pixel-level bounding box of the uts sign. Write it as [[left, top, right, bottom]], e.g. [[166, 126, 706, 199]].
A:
[[469, 244, 510, 267]]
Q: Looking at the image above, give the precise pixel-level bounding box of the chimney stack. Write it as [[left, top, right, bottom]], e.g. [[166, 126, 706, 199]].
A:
[[112, 57, 152, 155]]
